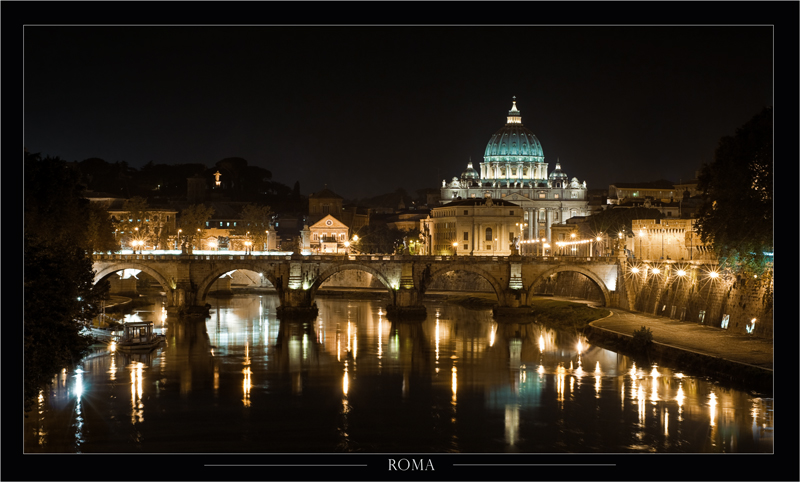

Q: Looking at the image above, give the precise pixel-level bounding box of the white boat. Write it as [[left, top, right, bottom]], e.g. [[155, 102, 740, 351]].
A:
[[115, 321, 165, 352]]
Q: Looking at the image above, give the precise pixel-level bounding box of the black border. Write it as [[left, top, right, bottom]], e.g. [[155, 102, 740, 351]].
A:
[[10, 2, 798, 481]]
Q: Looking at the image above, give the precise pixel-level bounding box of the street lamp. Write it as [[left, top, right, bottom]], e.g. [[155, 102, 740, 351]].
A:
[[245, 240, 252, 255], [452, 241, 459, 256]]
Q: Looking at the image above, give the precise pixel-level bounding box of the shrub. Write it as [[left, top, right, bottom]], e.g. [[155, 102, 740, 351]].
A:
[[630, 326, 653, 353]]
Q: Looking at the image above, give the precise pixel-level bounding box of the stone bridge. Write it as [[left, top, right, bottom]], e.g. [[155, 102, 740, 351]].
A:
[[93, 253, 625, 316]]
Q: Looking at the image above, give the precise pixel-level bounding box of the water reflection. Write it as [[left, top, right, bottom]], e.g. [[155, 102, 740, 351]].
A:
[[24, 294, 773, 453]]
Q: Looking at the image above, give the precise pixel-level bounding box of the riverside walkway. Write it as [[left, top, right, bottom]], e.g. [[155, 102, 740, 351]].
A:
[[589, 307, 773, 372]]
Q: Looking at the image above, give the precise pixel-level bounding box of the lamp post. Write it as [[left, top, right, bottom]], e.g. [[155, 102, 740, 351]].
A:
[[452, 241, 459, 256], [245, 240, 252, 255]]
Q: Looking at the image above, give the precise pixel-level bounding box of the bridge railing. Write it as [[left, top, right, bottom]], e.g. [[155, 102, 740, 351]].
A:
[[93, 252, 720, 267]]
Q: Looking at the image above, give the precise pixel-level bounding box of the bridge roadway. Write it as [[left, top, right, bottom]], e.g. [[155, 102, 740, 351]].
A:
[[93, 252, 627, 316]]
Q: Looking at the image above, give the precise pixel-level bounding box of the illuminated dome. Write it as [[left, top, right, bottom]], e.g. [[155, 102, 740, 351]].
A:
[[461, 161, 480, 180], [549, 161, 568, 180], [483, 99, 544, 162]]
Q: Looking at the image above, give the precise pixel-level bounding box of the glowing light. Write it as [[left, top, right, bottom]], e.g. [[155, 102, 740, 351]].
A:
[[451, 365, 458, 398], [709, 392, 718, 426], [538, 335, 545, 352], [631, 267, 640, 274], [708, 271, 719, 279], [651, 268, 661, 275]]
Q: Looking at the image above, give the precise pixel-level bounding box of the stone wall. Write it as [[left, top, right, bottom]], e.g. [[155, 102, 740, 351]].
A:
[[622, 268, 773, 337], [530, 271, 604, 303], [319, 270, 384, 288], [426, 270, 495, 292]]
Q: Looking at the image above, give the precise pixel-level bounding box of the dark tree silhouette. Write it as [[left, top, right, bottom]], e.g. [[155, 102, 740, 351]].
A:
[[696, 107, 773, 273]]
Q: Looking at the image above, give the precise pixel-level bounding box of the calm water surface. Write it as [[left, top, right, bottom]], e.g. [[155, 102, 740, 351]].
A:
[[24, 294, 774, 453]]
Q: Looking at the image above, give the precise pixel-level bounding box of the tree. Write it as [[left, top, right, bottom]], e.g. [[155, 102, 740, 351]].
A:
[[25, 153, 107, 410], [85, 202, 119, 254], [179, 204, 215, 249], [696, 107, 773, 274], [351, 224, 417, 254], [235, 203, 274, 250]]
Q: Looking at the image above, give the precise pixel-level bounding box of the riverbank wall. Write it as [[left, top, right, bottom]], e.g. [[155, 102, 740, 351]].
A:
[[531, 267, 773, 339], [616, 266, 774, 338]]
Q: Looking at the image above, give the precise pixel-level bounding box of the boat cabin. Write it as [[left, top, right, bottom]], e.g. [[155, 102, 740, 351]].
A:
[[120, 321, 156, 344]]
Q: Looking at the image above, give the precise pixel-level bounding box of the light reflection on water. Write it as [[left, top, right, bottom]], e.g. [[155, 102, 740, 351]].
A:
[[24, 294, 773, 453]]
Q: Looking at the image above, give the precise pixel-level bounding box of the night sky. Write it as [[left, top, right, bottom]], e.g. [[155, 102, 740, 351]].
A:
[[24, 23, 775, 200]]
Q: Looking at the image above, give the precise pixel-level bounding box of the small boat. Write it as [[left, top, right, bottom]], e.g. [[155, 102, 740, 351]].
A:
[[115, 321, 165, 352]]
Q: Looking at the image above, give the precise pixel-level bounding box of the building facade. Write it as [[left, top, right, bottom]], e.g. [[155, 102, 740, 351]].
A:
[[308, 214, 350, 253], [440, 99, 589, 243], [631, 218, 714, 261], [422, 198, 523, 256]]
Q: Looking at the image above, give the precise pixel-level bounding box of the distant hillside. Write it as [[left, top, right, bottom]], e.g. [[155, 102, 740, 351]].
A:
[[350, 188, 414, 209]]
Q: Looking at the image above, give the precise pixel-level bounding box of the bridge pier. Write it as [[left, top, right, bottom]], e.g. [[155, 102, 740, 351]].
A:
[[385, 287, 427, 320], [277, 288, 319, 320]]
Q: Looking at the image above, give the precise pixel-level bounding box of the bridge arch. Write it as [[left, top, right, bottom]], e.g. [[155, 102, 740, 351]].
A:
[[423, 263, 506, 305], [195, 262, 282, 305], [309, 264, 395, 301], [528, 265, 611, 307], [94, 262, 173, 294]]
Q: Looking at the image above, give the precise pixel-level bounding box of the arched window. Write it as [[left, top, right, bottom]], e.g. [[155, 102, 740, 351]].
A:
[[485, 227, 493, 241]]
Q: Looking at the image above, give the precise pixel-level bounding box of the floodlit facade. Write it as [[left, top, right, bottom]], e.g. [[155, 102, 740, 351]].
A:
[[421, 197, 523, 256], [631, 218, 714, 261], [440, 99, 589, 242], [308, 214, 350, 253]]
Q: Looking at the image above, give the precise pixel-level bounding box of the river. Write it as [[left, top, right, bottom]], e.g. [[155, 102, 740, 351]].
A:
[[24, 293, 773, 454]]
